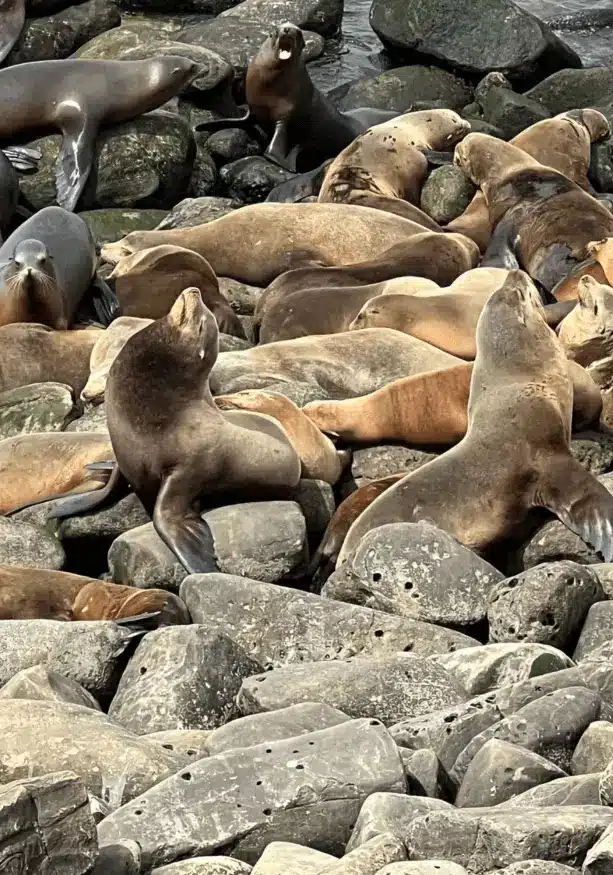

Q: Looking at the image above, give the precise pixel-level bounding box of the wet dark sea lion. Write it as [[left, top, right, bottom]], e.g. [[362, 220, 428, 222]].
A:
[[0, 57, 200, 211], [338, 270, 613, 564]]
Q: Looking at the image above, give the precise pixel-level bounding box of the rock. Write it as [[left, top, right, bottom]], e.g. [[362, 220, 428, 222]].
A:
[[80, 207, 168, 245], [0, 664, 101, 709], [0, 771, 97, 875], [369, 0, 580, 79], [451, 687, 601, 784], [219, 0, 342, 37], [220, 157, 295, 203], [520, 519, 600, 569], [0, 381, 75, 438], [146, 729, 211, 759], [377, 866, 469, 875], [489, 865, 578, 875], [155, 195, 240, 229], [584, 822, 613, 875], [0, 517, 64, 569], [590, 141, 613, 196], [403, 748, 454, 801], [207, 129, 261, 164], [494, 667, 600, 716], [152, 862, 252, 875], [0, 699, 185, 803], [91, 840, 141, 875], [479, 87, 551, 139], [525, 68, 613, 115], [251, 842, 337, 873], [109, 501, 307, 592], [345, 793, 453, 851], [317, 833, 407, 874], [188, 147, 218, 198], [574, 602, 613, 662], [119, 0, 240, 16], [338, 66, 471, 113], [487, 562, 604, 651], [323, 521, 503, 632], [180, 573, 479, 669], [350, 445, 435, 484], [21, 111, 195, 212], [572, 721, 613, 775], [420, 166, 476, 225], [455, 738, 566, 807], [65, 401, 110, 433], [496, 773, 601, 808], [588, 564, 613, 598], [108, 625, 262, 734], [577, 663, 613, 722], [98, 718, 406, 868], [571, 431, 613, 476], [237, 654, 466, 725], [599, 756, 613, 804]]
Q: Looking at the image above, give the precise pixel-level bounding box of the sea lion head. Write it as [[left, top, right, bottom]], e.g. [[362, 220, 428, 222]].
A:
[[0, 238, 61, 327], [267, 22, 305, 63], [476, 269, 547, 359], [349, 295, 406, 331], [147, 55, 202, 98], [397, 109, 471, 150], [564, 108, 610, 144], [557, 275, 613, 366], [166, 286, 219, 373]]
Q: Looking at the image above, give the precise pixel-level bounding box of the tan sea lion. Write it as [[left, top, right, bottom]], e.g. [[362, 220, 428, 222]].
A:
[[104, 288, 301, 573], [548, 258, 609, 303], [81, 317, 152, 405], [587, 237, 613, 286], [337, 270, 613, 565], [558, 275, 613, 387], [108, 245, 246, 337], [100, 203, 457, 286]]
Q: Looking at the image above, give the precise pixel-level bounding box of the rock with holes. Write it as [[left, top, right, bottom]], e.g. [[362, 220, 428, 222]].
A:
[[318, 832, 407, 874], [432, 643, 574, 696], [487, 562, 604, 651], [322, 521, 504, 633], [572, 721, 613, 775], [146, 729, 211, 759], [489, 865, 579, 875], [0, 664, 101, 710], [237, 654, 466, 726], [451, 687, 601, 784], [0, 382, 75, 439], [574, 602, 613, 662], [180, 573, 478, 667], [251, 841, 337, 873], [495, 773, 602, 808], [152, 862, 253, 874], [97, 718, 406, 869], [108, 625, 262, 735], [345, 794, 453, 851], [455, 738, 566, 807], [402, 748, 454, 801]]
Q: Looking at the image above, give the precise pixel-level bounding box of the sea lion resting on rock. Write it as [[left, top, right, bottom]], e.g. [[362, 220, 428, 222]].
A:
[[81, 317, 152, 405], [336, 270, 613, 565], [558, 274, 613, 388]]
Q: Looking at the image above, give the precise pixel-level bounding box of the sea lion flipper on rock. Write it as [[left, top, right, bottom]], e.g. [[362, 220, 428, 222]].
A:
[[55, 104, 98, 212], [47, 462, 126, 519], [2, 146, 41, 173], [90, 274, 121, 327], [152, 472, 219, 575], [265, 120, 296, 171]]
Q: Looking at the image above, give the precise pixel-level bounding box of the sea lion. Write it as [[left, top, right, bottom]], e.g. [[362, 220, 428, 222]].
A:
[[100, 202, 444, 286], [548, 258, 608, 303], [81, 316, 151, 405], [447, 109, 611, 252], [337, 270, 613, 565], [104, 288, 301, 573], [0, 151, 19, 242], [0, 322, 102, 395], [266, 160, 333, 203], [558, 274, 613, 387], [586, 237, 613, 286], [194, 23, 398, 172], [0, 207, 115, 329], [107, 244, 246, 337], [0, 57, 200, 211], [214, 390, 348, 484], [454, 133, 613, 295], [0, 0, 24, 63]]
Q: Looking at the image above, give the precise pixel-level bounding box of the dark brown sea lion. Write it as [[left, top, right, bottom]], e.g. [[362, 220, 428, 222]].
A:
[[0, 57, 200, 211], [337, 270, 613, 564]]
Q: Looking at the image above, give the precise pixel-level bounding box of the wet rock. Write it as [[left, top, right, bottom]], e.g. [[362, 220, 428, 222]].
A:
[[479, 87, 551, 139], [0, 517, 64, 569], [571, 431, 613, 476], [108, 625, 262, 734], [120, 0, 240, 16], [152, 862, 252, 875], [251, 842, 337, 873], [487, 562, 604, 650], [98, 718, 406, 868], [369, 0, 580, 79], [207, 129, 261, 164], [0, 381, 74, 438], [21, 111, 195, 212], [146, 729, 211, 759], [80, 208, 168, 245], [420, 166, 476, 225], [0, 664, 101, 710], [455, 738, 566, 807], [109, 501, 307, 592], [180, 572, 478, 669], [91, 840, 141, 875], [338, 66, 471, 113], [323, 521, 503, 631], [237, 654, 466, 725], [572, 721, 613, 774], [403, 748, 454, 801], [496, 772, 601, 808], [318, 832, 407, 874], [188, 148, 218, 198], [155, 195, 240, 229], [220, 157, 294, 204], [345, 793, 453, 851], [6, 0, 119, 65], [0, 771, 98, 875], [0, 699, 185, 803], [574, 602, 613, 662], [584, 822, 613, 875], [525, 68, 613, 115], [590, 141, 613, 195], [219, 0, 343, 37], [350, 445, 435, 484]]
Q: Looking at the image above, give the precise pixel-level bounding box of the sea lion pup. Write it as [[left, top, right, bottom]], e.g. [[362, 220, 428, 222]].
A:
[[337, 270, 613, 566], [81, 317, 152, 405], [447, 109, 611, 252], [214, 390, 348, 484], [0, 322, 102, 395], [100, 203, 439, 286], [105, 288, 301, 573], [558, 275, 613, 387], [454, 133, 613, 295]]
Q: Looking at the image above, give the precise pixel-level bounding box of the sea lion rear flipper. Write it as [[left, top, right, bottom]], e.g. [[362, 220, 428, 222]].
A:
[[49, 463, 126, 520], [536, 454, 613, 561], [90, 274, 121, 326], [55, 107, 97, 212], [113, 611, 162, 633], [2, 146, 41, 173], [153, 474, 220, 574]]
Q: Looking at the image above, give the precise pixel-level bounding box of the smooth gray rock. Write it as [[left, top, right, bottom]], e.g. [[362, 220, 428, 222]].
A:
[[403, 748, 454, 801], [323, 521, 503, 630], [338, 66, 471, 113], [317, 832, 407, 874], [488, 865, 577, 875], [494, 664, 613, 721], [153, 861, 252, 875], [480, 87, 550, 139], [218, 277, 262, 315], [420, 166, 476, 225], [487, 562, 604, 650], [0, 664, 101, 709], [108, 625, 263, 734], [146, 729, 211, 759], [349, 445, 435, 484], [0, 381, 74, 438], [496, 773, 601, 808], [238, 654, 466, 726], [345, 793, 453, 851], [91, 839, 141, 875], [455, 738, 566, 807], [80, 207, 168, 245], [218, 0, 343, 37], [520, 520, 600, 569], [14, 492, 150, 543], [220, 156, 294, 203], [572, 721, 613, 775], [377, 866, 468, 875], [592, 564, 613, 598], [0, 771, 97, 874], [574, 602, 613, 662], [180, 573, 479, 669], [251, 841, 336, 873], [0, 516, 65, 569], [525, 68, 613, 115], [156, 195, 240, 229], [97, 718, 406, 868]]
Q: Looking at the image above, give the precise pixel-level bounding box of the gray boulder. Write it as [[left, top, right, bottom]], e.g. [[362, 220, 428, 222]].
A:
[[599, 756, 613, 804], [345, 793, 453, 851], [80, 207, 168, 245], [146, 729, 211, 759], [520, 521, 600, 569], [525, 68, 613, 115], [155, 195, 240, 229], [584, 822, 613, 875], [207, 129, 261, 164], [0, 516, 64, 569], [338, 66, 471, 113], [574, 602, 613, 662], [402, 748, 454, 801], [0, 382, 74, 438], [251, 842, 337, 873], [377, 866, 468, 875], [349, 445, 435, 484], [152, 862, 252, 875], [218, 0, 343, 37], [0, 664, 101, 709], [479, 87, 551, 139], [420, 166, 476, 226], [570, 431, 613, 476], [572, 721, 613, 775], [220, 157, 294, 203], [495, 773, 601, 808], [317, 832, 407, 874], [189, 147, 218, 198], [488, 865, 577, 875]]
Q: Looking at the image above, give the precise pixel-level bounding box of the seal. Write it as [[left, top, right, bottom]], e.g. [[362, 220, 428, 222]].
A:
[[194, 23, 399, 172], [454, 133, 613, 295], [107, 244, 246, 337], [81, 316, 151, 405], [0, 206, 116, 329], [101, 202, 444, 286], [0, 57, 200, 211], [104, 288, 301, 573], [558, 274, 613, 387], [337, 270, 613, 565], [214, 390, 349, 484], [0, 0, 24, 64]]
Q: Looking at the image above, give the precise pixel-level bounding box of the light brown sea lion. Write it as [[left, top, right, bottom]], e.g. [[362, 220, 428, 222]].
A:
[[108, 245, 246, 337], [81, 317, 152, 405], [214, 390, 348, 484], [337, 270, 613, 565], [104, 288, 301, 573], [586, 237, 613, 286], [549, 258, 609, 303], [454, 133, 613, 295], [100, 203, 457, 286], [447, 109, 611, 251], [558, 275, 613, 388]]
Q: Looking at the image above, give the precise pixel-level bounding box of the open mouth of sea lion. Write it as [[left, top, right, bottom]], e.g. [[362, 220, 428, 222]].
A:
[[276, 27, 297, 60]]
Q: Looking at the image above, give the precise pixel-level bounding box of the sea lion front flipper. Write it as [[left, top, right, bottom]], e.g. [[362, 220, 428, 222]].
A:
[[265, 121, 297, 172], [91, 275, 121, 326], [536, 454, 613, 561], [55, 105, 98, 212], [2, 146, 41, 173], [480, 217, 521, 269], [153, 473, 220, 574]]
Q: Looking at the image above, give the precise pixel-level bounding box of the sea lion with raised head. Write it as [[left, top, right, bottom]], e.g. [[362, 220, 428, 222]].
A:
[[337, 270, 613, 564]]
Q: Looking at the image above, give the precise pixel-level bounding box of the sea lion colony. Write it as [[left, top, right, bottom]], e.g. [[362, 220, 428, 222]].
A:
[[5, 2, 613, 870]]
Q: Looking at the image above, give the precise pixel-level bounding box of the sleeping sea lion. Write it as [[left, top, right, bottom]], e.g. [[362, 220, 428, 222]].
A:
[[558, 274, 613, 387]]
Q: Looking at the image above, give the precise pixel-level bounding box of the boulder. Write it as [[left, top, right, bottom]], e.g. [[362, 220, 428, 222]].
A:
[[250, 842, 337, 873], [570, 431, 613, 476], [572, 721, 613, 775], [152, 862, 252, 875], [525, 68, 613, 115], [188, 147, 218, 198], [402, 748, 454, 801], [317, 832, 407, 874], [80, 208, 168, 245], [599, 756, 613, 804], [0, 381, 75, 438], [0, 664, 101, 709], [207, 129, 261, 164], [574, 602, 613, 662], [420, 166, 476, 225], [495, 773, 601, 808], [479, 87, 551, 139], [519, 519, 600, 569], [338, 66, 471, 113], [349, 445, 435, 484], [488, 865, 578, 875], [584, 822, 613, 875], [155, 195, 240, 229], [146, 729, 211, 759], [377, 866, 468, 875], [218, 0, 343, 37], [220, 157, 295, 203], [0, 517, 64, 569], [345, 793, 453, 851]]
